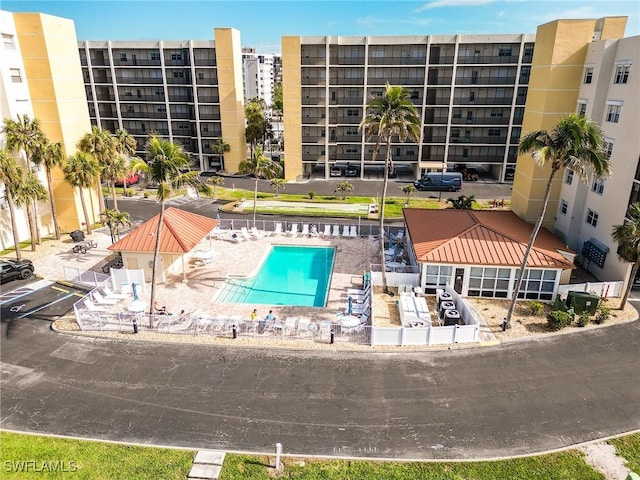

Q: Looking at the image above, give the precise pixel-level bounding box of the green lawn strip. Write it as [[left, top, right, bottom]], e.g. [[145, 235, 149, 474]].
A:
[[0, 432, 193, 480], [218, 452, 603, 480], [609, 433, 640, 473]]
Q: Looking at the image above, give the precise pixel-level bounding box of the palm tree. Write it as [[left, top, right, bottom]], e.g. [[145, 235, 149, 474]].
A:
[[447, 195, 475, 210], [32, 140, 64, 239], [78, 126, 116, 212], [63, 152, 100, 234], [130, 135, 209, 315], [101, 154, 127, 211], [101, 208, 132, 244], [270, 178, 286, 197], [113, 128, 138, 191], [336, 181, 354, 200], [400, 184, 416, 206], [211, 138, 230, 171], [208, 175, 225, 198], [612, 203, 640, 309], [14, 172, 47, 251], [0, 148, 25, 259], [360, 82, 420, 293], [505, 114, 610, 327], [239, 147, 283, 226], [3, 114, 46, 245]]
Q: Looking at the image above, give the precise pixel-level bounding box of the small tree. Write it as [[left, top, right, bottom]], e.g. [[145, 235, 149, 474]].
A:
[[336, 181, 354, 200], [239, 147, 283, 226], [211, 138, 230, 171], [101, 208, 131, 244], [77, 126, 116, 213], [611, 203, 640, 309], [400, 184, 416, 206], [208, 175, 225, 198], [447, 195, 475, 210], [270, 178, 286, 197]]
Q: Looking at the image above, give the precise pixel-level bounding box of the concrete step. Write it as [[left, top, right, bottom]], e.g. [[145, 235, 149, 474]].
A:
[[188, 450, 225, 480]]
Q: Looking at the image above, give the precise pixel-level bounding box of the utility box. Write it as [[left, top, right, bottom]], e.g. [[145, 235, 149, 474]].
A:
[[70, 230, 85, 243], [566, 291, 601, 315]]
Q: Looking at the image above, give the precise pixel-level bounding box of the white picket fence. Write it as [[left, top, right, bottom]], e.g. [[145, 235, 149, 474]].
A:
[[557, 281, 623, 299]]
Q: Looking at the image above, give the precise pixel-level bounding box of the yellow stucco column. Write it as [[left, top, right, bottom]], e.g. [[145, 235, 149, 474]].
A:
[[214, 28, 246, 174], [14, 13, 98, 233], [511, 17, 627, 228], [282, 36, 302, 180]]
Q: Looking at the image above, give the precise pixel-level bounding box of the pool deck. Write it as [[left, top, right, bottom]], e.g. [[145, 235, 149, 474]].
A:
[[145, 231, 379, 323]]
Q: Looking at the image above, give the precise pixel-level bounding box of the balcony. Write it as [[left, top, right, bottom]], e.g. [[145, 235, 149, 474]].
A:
[[329, 97, 363, 106], [329, 135, 361, 142], [329, 78, 365, 86], [423, 116, 449, 125], [195, 95, 219, 103], [455, 76, 517, 86], [367, 57, 426, 66], [447, 154, 504, 163], [328, 117, 361, 125], [456, 55, 520, 64], [170, 111, 194, 120], [423, 135, 447, 143], [120, 94, 165, 101], [450, 136, 507, 144], [429, 55, 455, 65], [451, 117, 509, 126], [121, 111, 168, 119], [116, 76, 163, 85], [166, 77, 190, 85], [196, 77, 217, 86], [453, 97, 513, 106], [427, 76, 453, 86], [198, 113, 220, 120], [302, 116, 326, 125]]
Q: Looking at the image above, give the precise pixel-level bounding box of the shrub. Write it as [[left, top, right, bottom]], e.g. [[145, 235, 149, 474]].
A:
[[576, 313, 590, 327], [385, 199, 397, 205], [308, 191, 316, 199], [124, 189, 135, 197], [547, 310, 573, 331], [594, 304, 610, 324], [143, 192, 149, 199], [528, 301, 545, 316]]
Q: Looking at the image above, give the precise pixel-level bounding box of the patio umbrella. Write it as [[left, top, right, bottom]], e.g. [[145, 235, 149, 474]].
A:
[[347, 296, 353, 316]]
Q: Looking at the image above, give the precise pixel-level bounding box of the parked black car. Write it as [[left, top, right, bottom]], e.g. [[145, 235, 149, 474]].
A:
[[0, 259, 35, 284]]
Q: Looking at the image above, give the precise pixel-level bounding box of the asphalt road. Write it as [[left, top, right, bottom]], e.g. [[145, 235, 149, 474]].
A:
[[1, 316, 638, 459]]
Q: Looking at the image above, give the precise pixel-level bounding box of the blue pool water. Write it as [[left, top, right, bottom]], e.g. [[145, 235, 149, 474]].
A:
[[217, 246, 335, 307]]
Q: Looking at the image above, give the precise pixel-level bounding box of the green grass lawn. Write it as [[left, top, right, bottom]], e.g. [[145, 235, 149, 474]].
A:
[[609, 433, 640, 474], [6, 431, 637, 479], [0, 432, 194, 480], [218, 452, 604, 480]]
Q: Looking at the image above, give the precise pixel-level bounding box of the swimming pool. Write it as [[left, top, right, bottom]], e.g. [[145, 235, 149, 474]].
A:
[[216, 246, 335, 307]]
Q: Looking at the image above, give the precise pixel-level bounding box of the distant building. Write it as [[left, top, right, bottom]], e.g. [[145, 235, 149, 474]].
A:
[[242, 48, 281, 106]]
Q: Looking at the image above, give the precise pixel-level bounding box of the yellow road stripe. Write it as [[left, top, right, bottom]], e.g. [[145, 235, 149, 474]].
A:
[[51, 286, 69, 293]]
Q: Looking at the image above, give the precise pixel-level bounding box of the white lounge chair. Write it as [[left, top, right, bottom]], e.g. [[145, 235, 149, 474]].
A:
[[301, 224, 309, 236], [349, 225, 358, 238], [226, 229, 241, 242], [273, 222, 283, 236], [332, 225, 340, 237], [102, 286, 129, 299], [288, 223, 299, 236], [322, 225, 331, 237], [240, 227, 252, 241], [83, 299, 109, 312], [92, 291, 118, 305], [250, 226, 263, 239], [342, 225, 350, 238]]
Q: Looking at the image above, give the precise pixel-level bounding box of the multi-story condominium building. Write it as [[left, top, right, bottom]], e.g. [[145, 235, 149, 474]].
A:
[[242, 48, 281, 106], [281, 33, 536, 181], [79, 28, 246, 174], [1, 10, 98, 250], [554, 34, 639, 287]]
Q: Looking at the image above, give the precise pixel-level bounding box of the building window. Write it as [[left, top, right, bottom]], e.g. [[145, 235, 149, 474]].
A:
[[565, 169, 574, 185], [9, 68, 22, 83], [170, 52, 183, 61], [488, 129, 501, 136], [614, 64, 630, 84], [591, 178, 605, 195], [604, 141, 614, 159], [583, 66, 594, 84], [606, 104, 621, 123], [150, 52, 160, 61], [424, 265, 453, 293], [173, 71, 184, 78], [498, 47, 512, 57], [467, 267, 512, 299], [515, 268, 557, 301], [120, 53, 127, 61], [577, 101, 587, 116], [2, 33, 15, 50], [586, 209, 599, 227], [560, 200, 568, 215], [198, 72, 204, 80], [490, 109, 503, 117], [346, 109, 359, 117]]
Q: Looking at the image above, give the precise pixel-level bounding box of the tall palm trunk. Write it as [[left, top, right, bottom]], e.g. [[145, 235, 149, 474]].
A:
[[96, 175, 105, 213], [253, 177, 259, 227], [32, 198, 41, 244], [45, 166, 60, 239], [149, 201, 165, 315], [505, 166, 558, 326], [78, 186, 92, 234], [7, 192, 22, 260], [379, 137, 392, 294], [25, 203, 37, 251], [110, 181, 119, 211], [619, 262, 639, 310]]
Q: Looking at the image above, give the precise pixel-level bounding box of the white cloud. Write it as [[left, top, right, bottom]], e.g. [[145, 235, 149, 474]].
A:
[[415, 0, 496, 12]]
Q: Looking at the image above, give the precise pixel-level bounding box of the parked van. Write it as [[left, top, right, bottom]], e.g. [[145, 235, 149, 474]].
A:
[[414, 172, 463, 191]]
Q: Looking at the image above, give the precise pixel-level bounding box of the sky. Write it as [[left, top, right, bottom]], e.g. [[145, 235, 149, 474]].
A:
[[3, 0, 639, 53]]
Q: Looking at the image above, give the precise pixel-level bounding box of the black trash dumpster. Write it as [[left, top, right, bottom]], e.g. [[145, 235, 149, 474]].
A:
[[70, 230, 85, 243]]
